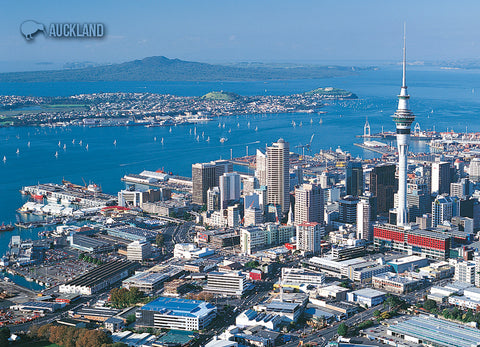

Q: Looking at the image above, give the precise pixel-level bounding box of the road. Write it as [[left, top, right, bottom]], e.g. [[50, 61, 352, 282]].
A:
[[283, 305, 380, 347]]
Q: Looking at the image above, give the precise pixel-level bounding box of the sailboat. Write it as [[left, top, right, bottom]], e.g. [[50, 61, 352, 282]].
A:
[[228, 129, 232, 133], [113, 140, 117, 146], [16, 148, 19, 155], [196, 135, 200, 142], [189, 129, 192, 135], [169, 128, 172, 133], [72, 139, 75, 144], [27, 141, 30, 147], [255, 126, 258, 132], [85, 144, 89, 150], [63, 144, 66, 150], [319, 118, 323, 125], [218, 122, 221, 128], [206, 136, 210, 142], [194, 127, 197, 135], [161, 137, 164, 145], [58, 141, 61, 147], [2, 156, 6, 162], [237, 123, 240, 128], [310, 118, 313, 124], [54, 151, 58, 158], [292, 120, 296, 127], [154, 137, 157, 142], [202, 131, 204, 138], [247, 121, 251, 128]]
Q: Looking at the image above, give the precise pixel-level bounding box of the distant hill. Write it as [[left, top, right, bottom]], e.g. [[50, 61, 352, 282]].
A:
[[0, 56, 369, 83]]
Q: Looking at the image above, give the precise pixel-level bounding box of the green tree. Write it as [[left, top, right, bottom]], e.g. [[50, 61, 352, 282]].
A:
[[0, 327, 10, 346], [423, 299, 437, 312], [155, 233, 165, 247], [337, 322, 348, 337], [126, 314, 136, 325]]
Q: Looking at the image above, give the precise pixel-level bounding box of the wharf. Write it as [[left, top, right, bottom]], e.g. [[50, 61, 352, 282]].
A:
[[354, 142, 396, 155]]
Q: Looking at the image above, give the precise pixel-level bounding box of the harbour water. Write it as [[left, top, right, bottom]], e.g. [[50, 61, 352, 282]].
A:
[[1, 66, 480, 257]]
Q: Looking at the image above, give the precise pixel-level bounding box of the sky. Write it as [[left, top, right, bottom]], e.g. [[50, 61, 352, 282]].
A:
[[1, 0, 480, 71]]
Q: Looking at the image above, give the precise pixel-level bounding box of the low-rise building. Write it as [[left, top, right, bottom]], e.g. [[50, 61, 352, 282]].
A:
[[204, 271, 247, 297], [235, 309, 282, 330], [136, 297, 217, 331], [346, 288, 386, 307], [372, 272, 423, 294], [281, 268, 325, 288]]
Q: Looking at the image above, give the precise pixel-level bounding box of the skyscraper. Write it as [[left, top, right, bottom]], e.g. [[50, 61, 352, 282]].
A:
[[431, 162, 452, 195], [370, 164, 397, 215], [357, 199, 372, 241], [192, 160, 233, 205], [294, 183, 324, 225], [255, 148, 267, 186], [296, 222, 324, 254], [346, 161, 363, 196], [219, 172, 241, 209], [392, 26, 415, 226], [267, 138, 290, 214]]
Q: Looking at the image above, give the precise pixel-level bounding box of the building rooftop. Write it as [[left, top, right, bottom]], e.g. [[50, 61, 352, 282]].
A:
[[388, 315, 480, 347], [140, 297, 215, 318], [387, 255, 427, 265], [350, 288, 385, 298]]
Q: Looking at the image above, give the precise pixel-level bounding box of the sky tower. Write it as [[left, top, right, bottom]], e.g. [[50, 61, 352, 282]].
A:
[[393, 25, 415, 226]]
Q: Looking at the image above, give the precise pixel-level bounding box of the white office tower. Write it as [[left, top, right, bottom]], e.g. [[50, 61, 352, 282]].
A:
[[267, 139, 290, 214], [454, 260, 476, 285], [296, 222, 324, 254], [255, 148, 267, 186], [244, 207, 263, 227], [219, 172, 241, 209], [294, 183, 324, 225], [205, 271, 247, 297], [432, 195, 459, 227], [470, 158, 480, 183], [357, 199, 372, 241], [392, 26, 415, 226], [127, 241, 152, 261], [207, 186, 220, 211]]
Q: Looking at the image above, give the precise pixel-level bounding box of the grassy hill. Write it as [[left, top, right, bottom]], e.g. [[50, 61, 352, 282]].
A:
[[305, 87, 357, 99]]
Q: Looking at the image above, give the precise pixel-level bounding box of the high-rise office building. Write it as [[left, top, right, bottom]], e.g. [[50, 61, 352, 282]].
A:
[[267, 139, 290, 214], [219, 172, 241, 209], [207, 187, 220, 211], [346, 161, 363, 197], [469, 158, 480, 183], [431, 162, 451, 195], [192, 160, 233, 205], [359, 194, 377, 222], [406, 180, 430, 222], [432, 195, 460, 227], [391, 28, 415, 226], [338, 195, 359, 224], [294, 183, 324, 225], [255, 149, 267, 186], [356, 200, 372, 241], [450, 178, 470, 200], [296, 222, 324, 254], [370, 164, 397, 215]]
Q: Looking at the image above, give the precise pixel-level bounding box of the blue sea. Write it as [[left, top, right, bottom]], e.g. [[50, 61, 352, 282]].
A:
[[1, 66, 480, 257]]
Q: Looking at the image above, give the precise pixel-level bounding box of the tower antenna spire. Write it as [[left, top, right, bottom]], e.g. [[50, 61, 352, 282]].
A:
[[402, 22, 406, 88]]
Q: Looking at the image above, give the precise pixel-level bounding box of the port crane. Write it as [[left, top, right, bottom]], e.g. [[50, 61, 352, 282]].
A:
[[295, 133, 315, 157]]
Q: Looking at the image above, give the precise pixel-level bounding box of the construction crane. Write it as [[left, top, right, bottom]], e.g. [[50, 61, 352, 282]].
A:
[[295, 133, 315, 157]]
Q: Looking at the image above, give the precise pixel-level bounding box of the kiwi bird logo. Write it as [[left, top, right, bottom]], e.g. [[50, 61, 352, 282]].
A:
[[20, 20, 46, 40]]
